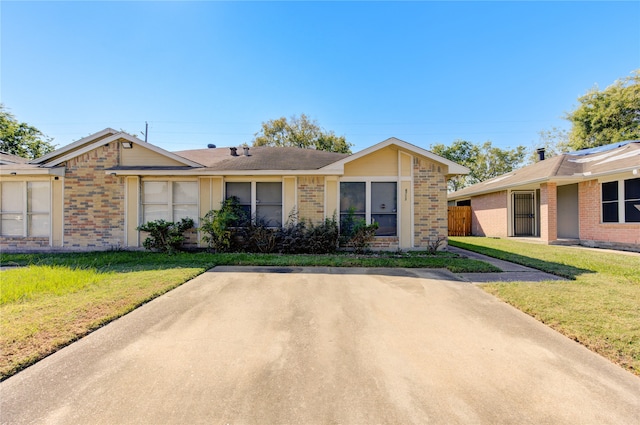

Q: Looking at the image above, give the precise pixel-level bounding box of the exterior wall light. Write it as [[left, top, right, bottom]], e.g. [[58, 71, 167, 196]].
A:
[[121, 142, 133, 149]]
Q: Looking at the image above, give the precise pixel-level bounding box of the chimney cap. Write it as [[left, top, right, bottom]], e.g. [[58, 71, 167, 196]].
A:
[[537, 147, 546, 161], [229, 147, 238, 156]]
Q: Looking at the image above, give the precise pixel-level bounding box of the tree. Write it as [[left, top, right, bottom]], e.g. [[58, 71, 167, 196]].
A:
[[252, 114, 352, 154], [540, 71, 640, 153], [431, 140, 527, 192], [0, 104, 56, 159]]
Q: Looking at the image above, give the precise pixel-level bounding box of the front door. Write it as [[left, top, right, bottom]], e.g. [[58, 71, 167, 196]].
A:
[[513, 192, 535, 236]]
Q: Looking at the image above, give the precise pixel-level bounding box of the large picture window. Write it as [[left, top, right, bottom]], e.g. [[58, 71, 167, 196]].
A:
[[142, 181, 198, 224], [0, 181, 51, 237], [601, 178, 640, 223], [340, 181, 397, 236], [225, 181, 283, 227]]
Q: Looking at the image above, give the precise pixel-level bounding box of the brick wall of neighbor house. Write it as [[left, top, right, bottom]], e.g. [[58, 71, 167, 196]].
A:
[[297, 176, 325, 223], [470, 191, 508, 237], [540, 182, 558, 242], [578, 180, 640, 251], [413, 157, 448, 249], [63, 143, 125, 249]]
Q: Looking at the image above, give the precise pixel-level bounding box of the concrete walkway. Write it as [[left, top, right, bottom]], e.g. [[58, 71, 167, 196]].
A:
[[448, 246, 567, 283], [2, 267, 639, 424]]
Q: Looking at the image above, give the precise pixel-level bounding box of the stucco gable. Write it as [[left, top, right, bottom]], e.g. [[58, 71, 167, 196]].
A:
[[320, 137, 470, 176], [31, 129, 202, 169]]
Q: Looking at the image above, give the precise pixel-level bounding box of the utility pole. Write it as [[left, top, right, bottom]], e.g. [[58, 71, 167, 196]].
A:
[[144, 121, 148, 143]]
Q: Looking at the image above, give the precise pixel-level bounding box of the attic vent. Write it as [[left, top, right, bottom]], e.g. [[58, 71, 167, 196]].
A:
[[230, 147, 238, 156], [208, 144, 216, 149], [537, 148, 545, 161], [243, 146, 250, 156]]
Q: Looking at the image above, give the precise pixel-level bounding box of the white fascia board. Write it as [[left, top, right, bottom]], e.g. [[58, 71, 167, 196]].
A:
[[107, 168, 344, 177], [42, 133, 203, 168], [319, 137, 470, 175], [0, 167, 65, 176], [30, 128, 119, 164]]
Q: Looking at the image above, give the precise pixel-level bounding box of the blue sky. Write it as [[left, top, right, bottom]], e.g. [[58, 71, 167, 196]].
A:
[[1, 1, 639, 154]]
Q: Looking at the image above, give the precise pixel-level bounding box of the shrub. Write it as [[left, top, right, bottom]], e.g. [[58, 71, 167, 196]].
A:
[[339, 208, 378, 253], [200, 197, 247, 252], [137, 218, 195, 254]]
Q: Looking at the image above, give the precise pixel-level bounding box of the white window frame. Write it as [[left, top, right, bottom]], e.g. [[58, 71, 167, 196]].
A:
[[141, 179, 199, 225], [339, 177, 398, 236], [601, 177, 640, 224], [0, 180, 51, 237]]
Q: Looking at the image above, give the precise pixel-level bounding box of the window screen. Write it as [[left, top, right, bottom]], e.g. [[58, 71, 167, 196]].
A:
[[256, 182, 282, 227], [1, 182, 24, 236], [340, 182, 366, 229], [371, 182, 397, 236], [226, 182, 251, 222]]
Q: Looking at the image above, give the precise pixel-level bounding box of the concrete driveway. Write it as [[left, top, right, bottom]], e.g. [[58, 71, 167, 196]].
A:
[[2, 267, 639, 424]]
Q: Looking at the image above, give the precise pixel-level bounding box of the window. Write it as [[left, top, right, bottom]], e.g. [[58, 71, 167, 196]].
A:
[[340, 181, 397, 236], [602, 181, 618, 223], [0, 181, 50, 237], [624, 178, 640, 222], [142, 181, 198, 224], [601, 178, 640, 223], [225, 181, 282, 227]]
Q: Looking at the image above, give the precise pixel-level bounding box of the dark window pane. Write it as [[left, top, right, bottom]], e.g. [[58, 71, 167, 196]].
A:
[[371, 182, 397, 214], [340, 182, 365, 214], [256, 182, 282, 204], [602, 181, 618, 202], [256, 205, 282, 227], [624, 178, 640, 201], [226, 182, 251, 205], [602, 202, 619, 223], [625, 201, 640, 222], [372, 214, 397, 236]]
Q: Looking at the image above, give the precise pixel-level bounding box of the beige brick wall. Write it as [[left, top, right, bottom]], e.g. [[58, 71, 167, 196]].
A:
[[297, 176, 325, 223], [0, 237, 50, 251], [63, 143, 125, 249], [578, 180, 640, 251], [470, 192, 508, 237], [413, 157, 448, 249]]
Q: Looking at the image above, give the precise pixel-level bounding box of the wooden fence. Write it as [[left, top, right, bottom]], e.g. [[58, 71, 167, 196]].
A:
[[448, 206, 472, 236]]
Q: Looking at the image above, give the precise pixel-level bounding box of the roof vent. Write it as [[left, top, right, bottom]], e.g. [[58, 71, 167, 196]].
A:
[[537, 148, 545, 161], [229, 147, 238, 156], [207, 144, 216, 149], [243, 146, 250, 156]]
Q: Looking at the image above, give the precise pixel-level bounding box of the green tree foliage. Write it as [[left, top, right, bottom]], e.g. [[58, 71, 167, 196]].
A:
[[252, 114, 353, 153], [137, 218, 195, 254], [565, 71, 639, 151], [0, 105, 56, 159], [431, 140, 526, 192]]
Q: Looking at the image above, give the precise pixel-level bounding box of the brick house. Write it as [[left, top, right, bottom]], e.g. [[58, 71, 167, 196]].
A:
[[0, 128, 468, 252], [448, 141, 640, 252]]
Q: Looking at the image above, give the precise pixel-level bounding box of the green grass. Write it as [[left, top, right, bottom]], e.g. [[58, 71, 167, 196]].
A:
[[449, 237, 640, 375], [0, 250, 497, 380]]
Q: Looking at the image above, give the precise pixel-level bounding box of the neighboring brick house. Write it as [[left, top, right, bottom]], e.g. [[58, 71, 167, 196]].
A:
[[0, 128, 468, 252], [448, 141, 640, 252]]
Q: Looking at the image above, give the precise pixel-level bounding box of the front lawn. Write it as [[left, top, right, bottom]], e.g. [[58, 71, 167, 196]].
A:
[[449, 237, 640, 376], [0, 250, 496, 380]]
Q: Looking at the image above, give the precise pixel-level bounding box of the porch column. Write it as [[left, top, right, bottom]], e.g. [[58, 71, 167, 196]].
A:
[[540, 182, 557, 243]]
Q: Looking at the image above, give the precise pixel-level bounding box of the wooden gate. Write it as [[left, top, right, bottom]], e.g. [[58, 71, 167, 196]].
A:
[[448, 206, 472, 236]]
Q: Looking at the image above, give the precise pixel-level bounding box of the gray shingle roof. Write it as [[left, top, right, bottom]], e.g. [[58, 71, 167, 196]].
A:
[[173, 146, 349, 170], [449, 141, 640, 199]]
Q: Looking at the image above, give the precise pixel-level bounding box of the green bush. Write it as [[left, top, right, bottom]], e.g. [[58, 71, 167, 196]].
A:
[[137, 218, 195, 254], [339, 208, 378, 253], [200, 197, 247, 252]]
